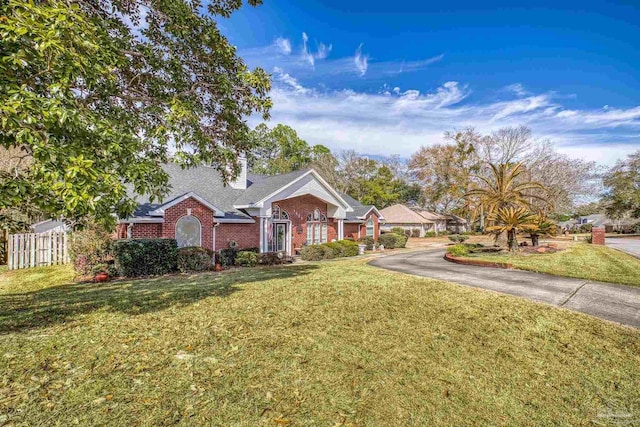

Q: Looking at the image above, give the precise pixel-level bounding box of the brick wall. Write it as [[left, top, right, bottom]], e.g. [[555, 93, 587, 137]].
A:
[[274, 194, 337, 249], [344, 223, 361, 240], [591, 227, 606, 245], [162, 199, 215, 251], [131, 223, 163, 239], [214, 221, 260, 251]]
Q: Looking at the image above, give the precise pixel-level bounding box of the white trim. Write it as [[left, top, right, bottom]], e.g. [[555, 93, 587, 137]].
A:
[[234, 169, 353, 212], [356, 206, 384, 220], [214, 218, 256, 224], [337, 219, 344, 240], [119, 217, 165, 224], [149, 192, 224, 217]]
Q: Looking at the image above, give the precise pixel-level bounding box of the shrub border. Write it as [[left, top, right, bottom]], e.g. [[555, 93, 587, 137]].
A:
[[443, 252, 512, 269]]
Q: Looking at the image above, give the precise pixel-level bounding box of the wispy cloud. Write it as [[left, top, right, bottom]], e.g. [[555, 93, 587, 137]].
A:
[[301, 32, 314, 66], [274, 37, 291, 55], [354, 43, 369, 76], [255, 79, 640, 165]]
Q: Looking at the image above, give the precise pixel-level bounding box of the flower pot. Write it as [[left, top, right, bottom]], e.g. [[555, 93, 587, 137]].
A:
[[94, 272, 109, 283]]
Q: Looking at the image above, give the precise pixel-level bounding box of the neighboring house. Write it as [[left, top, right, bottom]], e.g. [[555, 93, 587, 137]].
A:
[[560, 214, 639, 233], [379, 204, 468, 236], [116, 159, 382, 255], [30, 220, 69, 234]]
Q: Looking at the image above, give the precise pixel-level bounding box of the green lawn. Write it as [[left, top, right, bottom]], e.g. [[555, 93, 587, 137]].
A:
[[0, 261, 638, 426], [468, 243, 640, 287]]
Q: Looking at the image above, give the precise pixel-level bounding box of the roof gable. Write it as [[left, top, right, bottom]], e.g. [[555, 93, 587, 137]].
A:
[[379, 204, 434, 224]]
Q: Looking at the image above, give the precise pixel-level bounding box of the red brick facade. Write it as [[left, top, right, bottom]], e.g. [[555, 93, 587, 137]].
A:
[[273, 194, 338, 250], [344, 212, 379, 241], [591, 227, 606, 245], [214, 222, 260, 251], [123, 194, 379, 253]]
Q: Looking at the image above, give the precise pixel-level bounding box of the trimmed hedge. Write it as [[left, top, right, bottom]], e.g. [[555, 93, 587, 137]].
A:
[[177, 246, 213, 273], [391, 227, 405, 235], [357, 236, 375, 250], [113, 238, 178, 277], [379, 233, 408, 249], [236, 251, 259, 267], [300, 240, 359, 261]]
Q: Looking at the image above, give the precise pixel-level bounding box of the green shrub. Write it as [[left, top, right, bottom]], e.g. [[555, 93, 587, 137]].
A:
[[300, 245, 326, 261], [394, 233, 408, 248], [584, 235, 593, 244], [337, 239, 359, 256], [218, 247, 238, 267], [357, 236, 375, 250], [391, 227, 405, 235], [301, 240, 360, 261], [424, 231, 437, 238], [69, 224, 113, 275], [113, 238, 178, 277], [236, 250, 259, 267], [177, 246, 213, 272], [379, 233, 398, 249], [579, 223, 593, 233], [411, 229, 421, 238], [323, 242, 343, 259], [447, 244, 469, 257], [448, 234, 469, 243]]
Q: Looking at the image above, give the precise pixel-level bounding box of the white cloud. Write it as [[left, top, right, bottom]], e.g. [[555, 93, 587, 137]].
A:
[[274, 37, 291, 55], [315, 42, 332, 60], [301, 32, 314, 66], [505, 83, 529, 97], [255, 79, 640, 166], [354, 43, 369, 76]]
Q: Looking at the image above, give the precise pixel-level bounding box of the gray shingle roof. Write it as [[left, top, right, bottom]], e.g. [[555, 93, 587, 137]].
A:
[[131, 163, 252, 220], [129, 165, 372, 222], [232, 169, 310, 206]]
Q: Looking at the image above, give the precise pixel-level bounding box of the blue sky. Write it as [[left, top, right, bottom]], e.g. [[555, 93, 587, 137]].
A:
[[217, 0, 640, 165]]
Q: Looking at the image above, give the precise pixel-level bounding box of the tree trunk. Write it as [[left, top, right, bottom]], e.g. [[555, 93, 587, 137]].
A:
[[531, 234, 539, 247], [508, 229, 518, 252]]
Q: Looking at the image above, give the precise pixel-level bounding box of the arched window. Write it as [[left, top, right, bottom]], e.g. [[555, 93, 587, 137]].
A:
[[175, 215, 201, 248], [272, 204, 289, 220], [306, 209, 327, 245], [366, 218, 375, 237]]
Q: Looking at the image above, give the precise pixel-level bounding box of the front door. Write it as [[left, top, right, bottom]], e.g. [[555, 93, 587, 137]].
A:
[[273, 223, 287, 253]]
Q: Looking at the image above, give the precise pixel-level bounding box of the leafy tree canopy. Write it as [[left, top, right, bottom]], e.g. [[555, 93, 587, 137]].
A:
[[0, 0, 271, 228], [603, 150, 640, 219], [247, 123, 329, 175]]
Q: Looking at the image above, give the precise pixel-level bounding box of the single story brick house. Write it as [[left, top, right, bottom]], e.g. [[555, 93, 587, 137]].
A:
[[379, 204, 468, 236], [116, 159, 383, 255]]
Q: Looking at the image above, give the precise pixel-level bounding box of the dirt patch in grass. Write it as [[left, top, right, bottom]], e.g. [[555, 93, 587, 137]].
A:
[[0, 261, 638, 425]]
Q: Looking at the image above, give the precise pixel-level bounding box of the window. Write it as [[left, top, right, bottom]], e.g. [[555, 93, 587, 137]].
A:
[[306, 208, 327, 245], [272, 204, 289, 220], [366, 219, 374, 237], [175, 215, 201, 248]]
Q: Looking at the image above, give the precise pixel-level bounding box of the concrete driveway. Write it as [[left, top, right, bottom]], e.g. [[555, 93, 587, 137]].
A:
[[369, 249, 640, 328], [607, 237, 640, 258]]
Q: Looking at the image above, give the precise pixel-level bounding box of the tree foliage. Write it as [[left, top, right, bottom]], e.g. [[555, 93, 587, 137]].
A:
[[247, 123, 328, 175], [603, 150, 640, 219], [0, 0, 271, 228]]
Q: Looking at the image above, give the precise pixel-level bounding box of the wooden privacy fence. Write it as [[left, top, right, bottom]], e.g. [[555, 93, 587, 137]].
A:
[[7, 232, 70, 270]]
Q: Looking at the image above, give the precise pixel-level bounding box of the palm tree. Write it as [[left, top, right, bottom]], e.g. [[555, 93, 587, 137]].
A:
[[523, 215, 557, 247], [465, 162, 550, 243], [486, 206, 537, 251], [466, 162, 548, 214]]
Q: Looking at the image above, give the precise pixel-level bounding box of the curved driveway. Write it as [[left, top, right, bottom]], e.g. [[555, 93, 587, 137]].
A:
[[369, 249, 640, 328]]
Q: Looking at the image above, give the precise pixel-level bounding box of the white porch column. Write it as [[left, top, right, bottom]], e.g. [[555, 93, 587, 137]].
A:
[[259, 217, 265, 253], [337, 219, 344, 240]]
